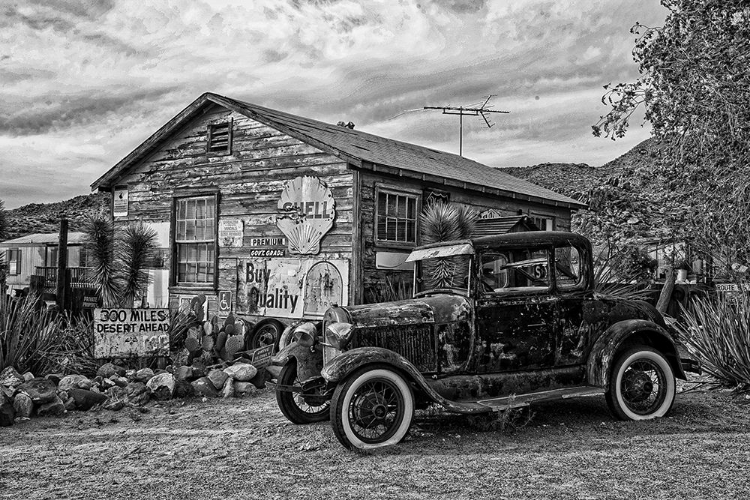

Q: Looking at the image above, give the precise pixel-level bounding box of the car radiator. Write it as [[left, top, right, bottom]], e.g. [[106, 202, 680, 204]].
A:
[[349, 324, 437, 372]]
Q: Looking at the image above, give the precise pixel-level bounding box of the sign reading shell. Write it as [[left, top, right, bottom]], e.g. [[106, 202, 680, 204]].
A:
[[276, 176, 336, 255]]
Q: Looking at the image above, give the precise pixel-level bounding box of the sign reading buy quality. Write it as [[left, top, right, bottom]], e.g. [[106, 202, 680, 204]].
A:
[[93, 308, 170, 358]]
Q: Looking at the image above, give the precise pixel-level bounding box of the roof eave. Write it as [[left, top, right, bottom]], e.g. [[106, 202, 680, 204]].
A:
[[356, 161, 587, 210]]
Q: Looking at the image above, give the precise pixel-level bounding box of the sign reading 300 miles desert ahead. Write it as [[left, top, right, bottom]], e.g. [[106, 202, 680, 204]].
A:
[[93, 308, 170, 358]]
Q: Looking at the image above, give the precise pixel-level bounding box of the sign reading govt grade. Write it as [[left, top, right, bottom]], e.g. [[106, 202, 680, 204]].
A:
[[93, 308, 170, 359]]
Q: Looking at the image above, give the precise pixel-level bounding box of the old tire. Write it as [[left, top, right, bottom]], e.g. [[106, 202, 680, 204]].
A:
[[331, 367, 414, 450], [276, 360, 330, 424], [248, 320, 283, 350], [605, 346, 675, 421]]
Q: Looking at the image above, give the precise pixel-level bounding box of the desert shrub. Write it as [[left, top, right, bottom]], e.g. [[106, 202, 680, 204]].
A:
[[677, 292, 750, 388], [0, 294, 95, 375]]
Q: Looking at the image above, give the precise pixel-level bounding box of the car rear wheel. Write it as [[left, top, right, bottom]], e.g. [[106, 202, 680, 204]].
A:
[[605, 346, 676, 420], [331, 367, 414, 450], [276, 360, 330, 424]]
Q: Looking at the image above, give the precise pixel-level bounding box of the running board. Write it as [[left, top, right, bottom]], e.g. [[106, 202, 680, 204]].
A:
[[476, 386, 605, 411]]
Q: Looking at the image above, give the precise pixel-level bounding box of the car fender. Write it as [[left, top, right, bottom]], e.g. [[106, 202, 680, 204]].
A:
[[321, 347, 493, 415], [270, 341, 324, 383], [587, 319, 686, 387]]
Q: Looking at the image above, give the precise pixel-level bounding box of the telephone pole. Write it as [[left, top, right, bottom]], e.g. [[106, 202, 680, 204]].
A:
[[423, 95, 509, 156]]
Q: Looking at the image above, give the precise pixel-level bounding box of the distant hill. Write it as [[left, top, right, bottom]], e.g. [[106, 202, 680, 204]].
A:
[[3, 193, 110, 241], [499, 138, 663, 206]]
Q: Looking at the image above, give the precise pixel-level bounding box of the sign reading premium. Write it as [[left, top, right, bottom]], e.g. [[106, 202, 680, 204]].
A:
[[219, 219, 244, 247], [93, 308, 170, 358], [247, 236, 286, 257], [276, 176, 336, 255]]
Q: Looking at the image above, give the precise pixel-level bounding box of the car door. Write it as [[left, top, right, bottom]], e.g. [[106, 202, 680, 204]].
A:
[[553, 243, 596, 366], [473, 247, 557, 373]]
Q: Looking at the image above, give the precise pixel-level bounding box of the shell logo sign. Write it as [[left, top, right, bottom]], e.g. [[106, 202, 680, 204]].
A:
[[276, 176, 336, 255]]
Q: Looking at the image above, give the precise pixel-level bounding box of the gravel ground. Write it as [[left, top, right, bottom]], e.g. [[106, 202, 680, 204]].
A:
[[1, 378, 749, 500]]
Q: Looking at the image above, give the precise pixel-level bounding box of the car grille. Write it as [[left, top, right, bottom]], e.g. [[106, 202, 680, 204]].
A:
[[350, 324, 436, 372]]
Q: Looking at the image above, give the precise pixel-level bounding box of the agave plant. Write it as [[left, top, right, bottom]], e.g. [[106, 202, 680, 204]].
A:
[[677, 292, 750, 388], [420, 201, 476, 290]]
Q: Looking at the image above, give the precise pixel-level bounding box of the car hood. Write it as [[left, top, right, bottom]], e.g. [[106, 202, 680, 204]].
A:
[[340, 294, 471, 329]]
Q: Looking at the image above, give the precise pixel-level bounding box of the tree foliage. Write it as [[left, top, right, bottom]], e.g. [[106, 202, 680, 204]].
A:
[[593, 0, 750, 280]]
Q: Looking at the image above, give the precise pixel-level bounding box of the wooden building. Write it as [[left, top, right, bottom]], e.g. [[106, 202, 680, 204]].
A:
[[91, 93, 586, 345], [1, 232, 91, 297]]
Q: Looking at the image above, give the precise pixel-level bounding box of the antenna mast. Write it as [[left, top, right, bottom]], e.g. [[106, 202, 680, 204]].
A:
[[423, 95, 509, 156]]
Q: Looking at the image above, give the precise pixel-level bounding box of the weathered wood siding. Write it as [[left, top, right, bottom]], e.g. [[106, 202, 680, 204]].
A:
[[358, 171, 573, 302], [112, 104, 354, 318]]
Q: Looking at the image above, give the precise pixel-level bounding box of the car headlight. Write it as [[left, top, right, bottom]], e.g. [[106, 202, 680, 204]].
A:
[[325, 322, 353, 350], [293, 322, 318, 347]]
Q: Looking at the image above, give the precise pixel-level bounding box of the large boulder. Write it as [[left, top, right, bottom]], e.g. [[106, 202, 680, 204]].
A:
[[224, 363, 257, 382], [221, 377, 235, 399], [0, 402, 15, 426], [96, 362, 125, 379], [58, 374, 93, 392], [36, 396, 66, 417], [17, 378, 58, 405], [146, 373, 176, 401], [207, 369, 228, 391], [67, 388, 108, 411], [0, 367, 24, 388], [135, 368, 155, 383], [174, 366, 194, 382], [124, 382, 151, 406], [233, 381, 257, 397], [174, 380, 195, 398], [191, 377, 218, 398], [13, 393, 33, 419]]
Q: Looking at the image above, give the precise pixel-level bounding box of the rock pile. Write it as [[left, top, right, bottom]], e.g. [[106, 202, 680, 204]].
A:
[[0, 359, 269, 427]]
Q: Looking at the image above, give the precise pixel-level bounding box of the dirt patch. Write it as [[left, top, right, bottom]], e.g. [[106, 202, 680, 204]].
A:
[[1, 381, 750, 499]]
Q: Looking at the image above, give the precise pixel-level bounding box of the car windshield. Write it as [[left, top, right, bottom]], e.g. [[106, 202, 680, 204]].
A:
[[409, 243, 474, 296]]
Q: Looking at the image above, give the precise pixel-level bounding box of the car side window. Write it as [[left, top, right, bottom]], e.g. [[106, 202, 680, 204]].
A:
[[480, 249, 550, 293], [555, 245, 583, 290]]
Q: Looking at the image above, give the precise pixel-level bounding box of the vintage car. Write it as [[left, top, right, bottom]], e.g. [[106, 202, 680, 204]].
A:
[[269, 231, 693, 450]]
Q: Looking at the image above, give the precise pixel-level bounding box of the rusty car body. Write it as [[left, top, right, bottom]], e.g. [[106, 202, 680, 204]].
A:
[[269, 231, 692, 450]]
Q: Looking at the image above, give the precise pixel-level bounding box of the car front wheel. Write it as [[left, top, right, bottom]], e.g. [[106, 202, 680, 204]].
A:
[[606, 346, 676, 420], [276, 360, 330, 424], [331, 366, 414, 450]]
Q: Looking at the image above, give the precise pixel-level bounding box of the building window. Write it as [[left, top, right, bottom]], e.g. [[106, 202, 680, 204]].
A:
[[376, 189, 419, 245], [207, 120, 232, 155], [531, 215, 555, 231], [174, 195, 216, 285], [6, 249, 21, 275]]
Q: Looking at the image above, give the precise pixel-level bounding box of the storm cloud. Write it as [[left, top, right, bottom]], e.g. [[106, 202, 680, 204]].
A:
[[0, 0, 666, 208]]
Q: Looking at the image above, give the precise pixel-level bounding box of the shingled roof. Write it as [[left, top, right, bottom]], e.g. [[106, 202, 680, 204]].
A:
[[92, 93, 585, 209]]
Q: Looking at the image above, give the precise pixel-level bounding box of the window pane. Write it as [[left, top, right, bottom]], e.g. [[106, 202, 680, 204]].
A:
[[397, 196, 406, 218], [396, 218, 406, 241], [387, 194, 397, 217], [408, 198, 416, 219]]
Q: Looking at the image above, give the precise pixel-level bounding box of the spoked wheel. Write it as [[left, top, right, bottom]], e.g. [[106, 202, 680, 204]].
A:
[[606, 346, 676, 420], [276, 360, 330, 424], [331, 366, 414, 450], [249, 320, 283, 350]]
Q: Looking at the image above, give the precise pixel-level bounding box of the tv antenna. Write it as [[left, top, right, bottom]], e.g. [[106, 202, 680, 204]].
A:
[[393, 95, 509, 156]]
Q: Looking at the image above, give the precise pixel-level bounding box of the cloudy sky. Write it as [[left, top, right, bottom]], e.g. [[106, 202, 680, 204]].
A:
[[0, 0, 667, 209]]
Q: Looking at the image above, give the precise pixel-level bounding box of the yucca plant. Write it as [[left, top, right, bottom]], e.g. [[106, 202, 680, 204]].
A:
[[84, 212, 121, 307], [118, 221, 157, 307], [1, 294, 59, 374], [83, 213, 157, 308], [420, 201, 476, 289], [677, 293, 750, 388]]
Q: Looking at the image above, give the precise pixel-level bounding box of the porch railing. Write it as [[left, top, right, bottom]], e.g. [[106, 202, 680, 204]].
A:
[[34, 266, 95, 290]]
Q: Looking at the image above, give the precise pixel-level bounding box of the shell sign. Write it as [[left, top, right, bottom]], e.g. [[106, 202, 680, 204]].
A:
[[276, 176, 336, 255]]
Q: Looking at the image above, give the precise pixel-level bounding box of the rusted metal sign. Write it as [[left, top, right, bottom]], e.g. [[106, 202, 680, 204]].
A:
[[249, 344, 274, 369], [93, 308, 170, 358], [218, 219, 243, 247], [276, 176, 336, 255]]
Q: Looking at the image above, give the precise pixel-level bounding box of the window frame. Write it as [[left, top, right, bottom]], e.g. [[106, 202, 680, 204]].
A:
[[6, 249, 21, 275], [374, 185, 421, 249], [171, 192, 219, 289], [207, 119, 233, 156], [531, 214, 556, 231]]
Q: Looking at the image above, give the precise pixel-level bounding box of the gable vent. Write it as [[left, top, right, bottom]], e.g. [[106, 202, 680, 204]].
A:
[[207, 119, 232, 154]]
